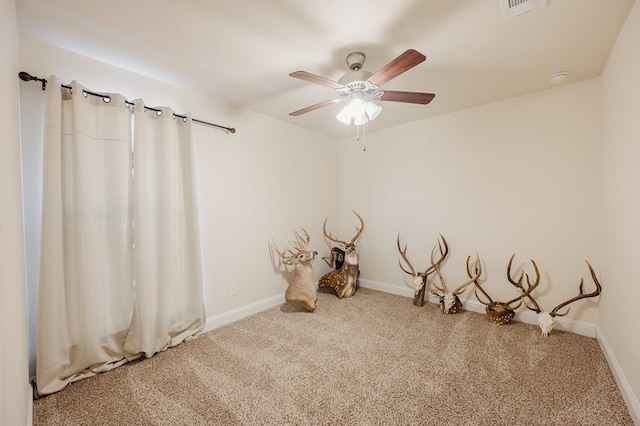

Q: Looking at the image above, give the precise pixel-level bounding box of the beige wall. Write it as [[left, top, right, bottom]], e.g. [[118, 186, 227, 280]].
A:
[[0, 0, 30, 424], [339, 79, 602, 324], [600, 0, 640, 418]]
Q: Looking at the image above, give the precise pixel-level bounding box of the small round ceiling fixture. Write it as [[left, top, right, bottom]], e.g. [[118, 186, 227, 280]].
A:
[[548, 71, 569, 84]]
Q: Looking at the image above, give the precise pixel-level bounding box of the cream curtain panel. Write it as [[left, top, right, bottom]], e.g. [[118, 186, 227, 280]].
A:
[[36, 78, 204, 396], [123, 102, 205, 359]]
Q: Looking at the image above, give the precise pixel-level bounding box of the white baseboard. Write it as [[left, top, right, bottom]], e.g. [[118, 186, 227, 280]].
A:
[[203, 278, 598, 338], [597, 328, 640, 425], [358, 278, 596, 337], [28, 383, 33, 426], [203, 293, 285, 333]]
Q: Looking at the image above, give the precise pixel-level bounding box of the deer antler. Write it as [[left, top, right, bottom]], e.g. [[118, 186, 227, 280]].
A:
[[429, 234, 449, 294], [293, 228, 311, 252], [506, 253, 542, 313], [349, 211, 364, 245], [271, 228, 311, 265], [453, 254, 482, 296], [469, 255, 493, 307], [550, 261, 602, 317], [270, 239, 295, 264], [470, 254, 540, 325], [323, 210, 364, 247], [503, 254, 540, 310], [396, 234, 417, 278]]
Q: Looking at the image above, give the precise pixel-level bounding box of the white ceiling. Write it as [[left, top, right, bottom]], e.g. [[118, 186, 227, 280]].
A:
[[16, 0, 635, 139]]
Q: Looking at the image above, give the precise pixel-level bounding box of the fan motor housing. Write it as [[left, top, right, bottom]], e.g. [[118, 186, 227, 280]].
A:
[[338, 70, 373, 85]]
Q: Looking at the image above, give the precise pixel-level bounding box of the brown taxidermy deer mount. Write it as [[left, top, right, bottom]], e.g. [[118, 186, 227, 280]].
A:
[[471, 254, 540, 325], [509, 260, 602, 336], [270, 228, 318, 312], [318, 211, 364, 299]]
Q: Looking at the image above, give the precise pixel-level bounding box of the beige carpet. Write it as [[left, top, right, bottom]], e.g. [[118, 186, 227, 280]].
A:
[[33, 287, 634, 425]]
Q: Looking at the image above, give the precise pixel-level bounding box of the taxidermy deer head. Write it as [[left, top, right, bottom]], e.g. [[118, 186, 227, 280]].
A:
[[318, 211, 364, 298], [270, 228, 318, 312], [509, 261, 602, 336], [396, 234, 437, 307], [471, 254, 540, 325], [323, 246, 345, 270]]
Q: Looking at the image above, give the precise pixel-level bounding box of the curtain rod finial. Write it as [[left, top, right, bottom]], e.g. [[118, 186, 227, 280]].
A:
[[18, 71, 47, 90]]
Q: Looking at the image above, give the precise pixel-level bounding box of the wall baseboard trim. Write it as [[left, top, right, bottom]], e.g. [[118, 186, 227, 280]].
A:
[[203, 293, 285, 333], [596, 328, 640, 425], [357, 278, 597, 337], [28, 383, 33, 426], [203, 278, 598, 337]]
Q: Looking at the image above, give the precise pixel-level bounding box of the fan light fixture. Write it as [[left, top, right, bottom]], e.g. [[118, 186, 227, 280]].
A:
[[336, 92, 382, 126], [288, 49, 434, 126]]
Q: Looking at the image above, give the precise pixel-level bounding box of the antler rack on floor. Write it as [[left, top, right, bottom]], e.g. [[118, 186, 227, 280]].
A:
[[18, 71, 236, 134]]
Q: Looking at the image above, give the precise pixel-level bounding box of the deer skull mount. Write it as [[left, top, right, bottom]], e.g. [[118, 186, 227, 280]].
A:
[[435, 254, 483, 314], [397, 234, 482, 313], [510, 261, 602, 336], [429, 238, 482, 314], [396, 234, 436, 307], [471, 254, 540, 325], [318, 211, 364, 299], [270, 228, 318, 312]]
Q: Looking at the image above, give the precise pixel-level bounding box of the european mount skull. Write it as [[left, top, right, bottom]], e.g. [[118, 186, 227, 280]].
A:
[[397, 233, 481, 313], [510, 261, 602, 336]]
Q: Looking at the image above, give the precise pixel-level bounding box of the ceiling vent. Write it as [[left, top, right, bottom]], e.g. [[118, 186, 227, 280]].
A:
[[501, 0, 547, 21]]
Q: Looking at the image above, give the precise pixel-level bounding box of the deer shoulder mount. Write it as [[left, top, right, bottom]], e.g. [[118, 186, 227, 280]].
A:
[[270, 228, 318, 312], [318, 211, 364, 299], [509, 261, 602, 336], [471, 253, 540, 325]]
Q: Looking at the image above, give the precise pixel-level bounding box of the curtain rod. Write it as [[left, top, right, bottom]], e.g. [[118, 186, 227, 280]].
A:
[[18, 72, 236, 134]]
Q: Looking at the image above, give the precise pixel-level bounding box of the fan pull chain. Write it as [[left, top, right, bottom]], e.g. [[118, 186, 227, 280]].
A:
[[355, 124, 367, 151]]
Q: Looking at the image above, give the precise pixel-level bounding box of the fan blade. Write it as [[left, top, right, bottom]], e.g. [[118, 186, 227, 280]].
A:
[[289, 99, 339, 116], [379, 90, 435, 105], [289, 71, 344, 90], [367, 49, 426, 87]]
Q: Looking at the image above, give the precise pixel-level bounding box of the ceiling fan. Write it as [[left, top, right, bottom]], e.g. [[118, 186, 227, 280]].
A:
[[289, 49, 435, 125]]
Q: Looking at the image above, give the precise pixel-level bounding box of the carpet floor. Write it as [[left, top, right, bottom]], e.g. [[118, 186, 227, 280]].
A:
[[33, 287, 634, 425]]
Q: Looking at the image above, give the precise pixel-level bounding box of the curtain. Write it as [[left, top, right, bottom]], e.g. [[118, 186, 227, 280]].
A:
[[123, 102, 205, 359], [36, 80, 205, 395], [36, 78, 133, 395]]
